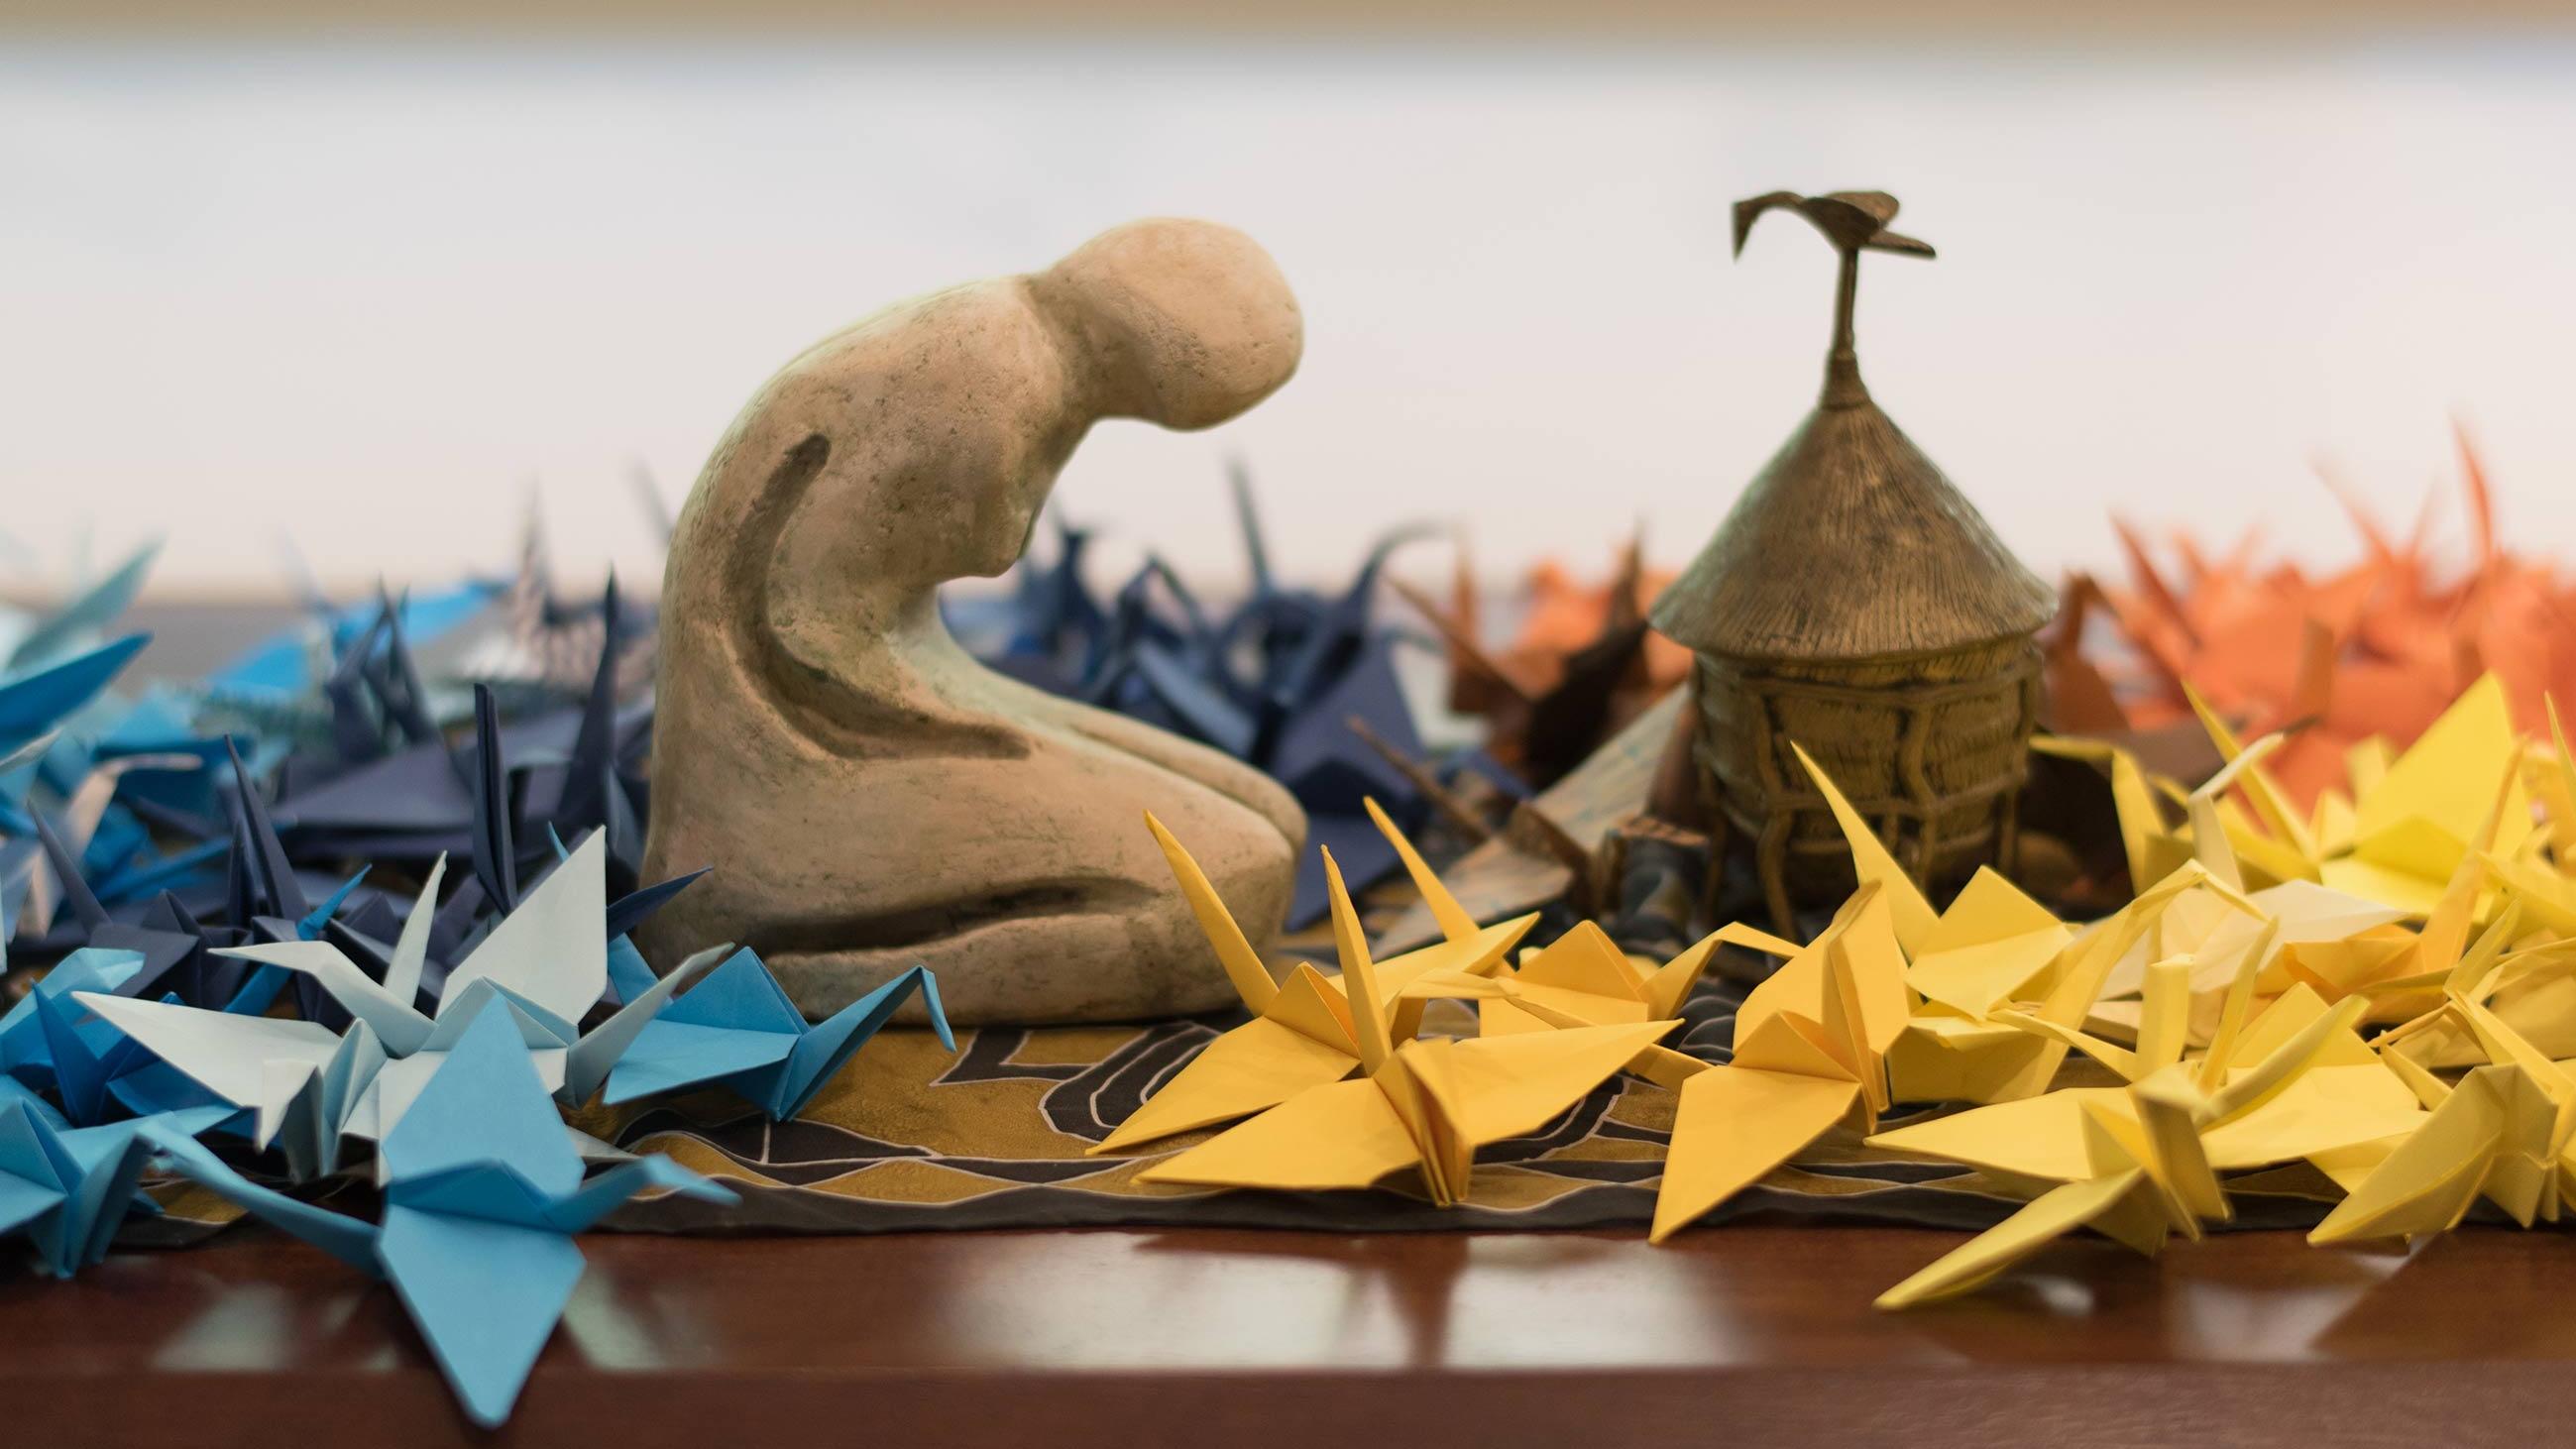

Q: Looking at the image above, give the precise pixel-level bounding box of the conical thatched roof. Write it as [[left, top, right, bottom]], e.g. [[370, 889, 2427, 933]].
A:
[[1650, 188, 2056, 663], [1649, 396, 2055, 661]]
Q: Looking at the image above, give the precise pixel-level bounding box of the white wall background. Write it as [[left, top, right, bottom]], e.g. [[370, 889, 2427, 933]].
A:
[[3, 38, 2573, 598]]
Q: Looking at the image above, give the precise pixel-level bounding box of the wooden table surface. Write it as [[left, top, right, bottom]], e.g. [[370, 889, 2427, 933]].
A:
[[7, 1222, 2564, 1448]]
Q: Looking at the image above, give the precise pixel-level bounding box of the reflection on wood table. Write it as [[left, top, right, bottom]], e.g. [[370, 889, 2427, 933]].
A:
[[5, 1223, 2563, 1448]]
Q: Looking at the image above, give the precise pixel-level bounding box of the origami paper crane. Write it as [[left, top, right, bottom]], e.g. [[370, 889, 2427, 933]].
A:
[[2308, 898, 2576, 1239], [2055, 662, 2531, 940], [2057, 427, 2576, 807], [1091, 805, 1537, 1154], [147, 998, 734, 1427], [1399, 784, 1794, 1088], [2310, 673, 2528, 911], [1647, 741, 2320, 1245], [603, 951, 952, 1120], [1884, 867, 2092, 1108], [75, 834, 719, 1177], [2023, 718, 2466, 1049], [1647, 882, 1909, 1243], [1872, 973, 2424, 1306], [0, 947, 148, 1109], [1137, 848, 1676, 1204], [0, 1093, 228, 1278], [1790, 741, 2241, 1108], [22, 956, 176, 1126], [1392, 533, 1687, 788], [1460, 916, 1782, 1090], [960, 469, 1452, 926]]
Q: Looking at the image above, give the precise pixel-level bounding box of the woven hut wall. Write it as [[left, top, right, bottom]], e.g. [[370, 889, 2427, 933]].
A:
[[1694, 634, 2042, 918]]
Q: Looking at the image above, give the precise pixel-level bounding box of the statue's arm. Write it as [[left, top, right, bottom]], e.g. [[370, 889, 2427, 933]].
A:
[[978, 669, 1306, 847]]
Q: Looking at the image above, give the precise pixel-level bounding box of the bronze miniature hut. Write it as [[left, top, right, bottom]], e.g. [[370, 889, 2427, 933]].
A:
[[1649, 190, 2056, 933]]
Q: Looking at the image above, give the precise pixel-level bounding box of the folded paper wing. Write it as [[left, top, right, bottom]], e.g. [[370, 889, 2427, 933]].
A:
[[1875, 1107, 2169, 1309], [0, 633, 150, 748], [431, 831, 611, 1025], [1651, 1069, 1860, 1243], [72, 995, 344, 1132]]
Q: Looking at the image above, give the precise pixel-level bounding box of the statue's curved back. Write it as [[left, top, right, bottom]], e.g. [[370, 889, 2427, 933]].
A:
[[639, 219, 1310, 1027]]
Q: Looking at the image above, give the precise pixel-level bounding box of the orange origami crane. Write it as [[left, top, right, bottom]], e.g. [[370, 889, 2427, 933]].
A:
[[1394, 534, 1689, 786], [2054, 424, 2576, 809]]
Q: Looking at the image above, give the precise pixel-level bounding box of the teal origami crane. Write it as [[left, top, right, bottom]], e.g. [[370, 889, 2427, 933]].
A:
[[3, 542, 158, 676], [147, 996, 735, 1429], [0, 948, 142, 1082], [604, 949, 952, 1119], [0, 948, 175, 1126], [0, 632, 149, 752]]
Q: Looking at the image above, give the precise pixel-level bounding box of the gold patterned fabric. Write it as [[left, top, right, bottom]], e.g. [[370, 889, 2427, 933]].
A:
[[587, 979, 2351, 1237]]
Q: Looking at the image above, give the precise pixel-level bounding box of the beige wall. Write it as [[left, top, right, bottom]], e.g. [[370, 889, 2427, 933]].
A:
[[3, 34, 2573, 599]]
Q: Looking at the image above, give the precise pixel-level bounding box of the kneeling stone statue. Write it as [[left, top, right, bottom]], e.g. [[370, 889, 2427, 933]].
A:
[[640, 219, 1308, 1025]]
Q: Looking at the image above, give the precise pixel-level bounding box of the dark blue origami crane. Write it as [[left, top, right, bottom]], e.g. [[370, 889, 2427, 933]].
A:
[[959, 462, 1456, 924]]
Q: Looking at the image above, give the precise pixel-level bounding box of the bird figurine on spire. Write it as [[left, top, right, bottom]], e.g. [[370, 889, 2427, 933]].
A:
[[1732, 190, 1935, 408]]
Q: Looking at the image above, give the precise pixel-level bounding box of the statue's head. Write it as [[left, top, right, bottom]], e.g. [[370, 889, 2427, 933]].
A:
[[1033, 218, 1305, 430], [702, 218, 1305, 622]]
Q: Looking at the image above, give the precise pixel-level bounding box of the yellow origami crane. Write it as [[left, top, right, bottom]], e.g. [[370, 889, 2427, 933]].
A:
[[1088, 810, 1537, 1154], [2082, 673, 2532, 920], [1649, 743, 2296, 1246], [1347, 791, 1802, 1093], [2317, 903, 2576, 1239], [1793, 740, 2255, 1107], [2290, 759, 2524, 1036], [2061, 737, 2416, 1050], [1873, 959, 2424, 1306], [2480, 699, 2576, 940], [2320, 672, 2530, 914], [1137, 849, 1678, 1205], [1646, 882, 1911, 1243]]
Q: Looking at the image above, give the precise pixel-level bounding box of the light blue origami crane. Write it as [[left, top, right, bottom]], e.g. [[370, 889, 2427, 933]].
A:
[[146, 996, 735, 1428], [79, 834, 726, 1178], [0, 1082, 227, 1278], [603, 948, 952, 1119]]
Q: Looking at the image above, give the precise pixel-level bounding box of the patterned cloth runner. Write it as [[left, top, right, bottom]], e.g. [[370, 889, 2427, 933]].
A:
[[579, 975, 2353, 1237]]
